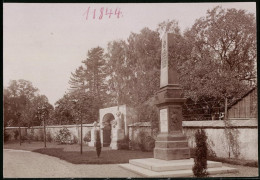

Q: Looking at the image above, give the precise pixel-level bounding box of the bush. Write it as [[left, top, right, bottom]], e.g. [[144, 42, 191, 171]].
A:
[[38, 129, 44, 141], [14, 130, 19, 140], [118, 136, 130, 150], [55, 127, 71, 144], [72, 135, 78, 144], [192, 129, 208, 177], [46, 131, 52, 142], [137, 131, 147, 151], [136, 130, 155, 152], [96, 130, 102, 158], [4, 129, 10, 142], [143, 136, 155, 151], [83, 131, 91, 143], [21, 135, 28, 141]]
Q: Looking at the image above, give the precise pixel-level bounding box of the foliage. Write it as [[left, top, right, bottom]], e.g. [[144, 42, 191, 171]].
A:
[[53, 90, 96, 125], [67, 46, 107, 122], [14, 130, 19, 140], [95, 130, 102, 158], [55, 127, 72, 144], [137, 130, 155, 152], [83, 131, 91, 143], [4, 129, 10, 142], [72, 135, 78, 144], [38, 129, 44, 141], [4, 80, 54, 127], [224, 120, 240, 158], [181, 6, 256, 102], [192, 129, 208, 177], [46, 131, 52, 142], [117, 136, 130, 150]]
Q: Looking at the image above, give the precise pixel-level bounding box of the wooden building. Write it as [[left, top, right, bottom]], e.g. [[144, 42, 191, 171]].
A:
[[228, 87, 257, 119]]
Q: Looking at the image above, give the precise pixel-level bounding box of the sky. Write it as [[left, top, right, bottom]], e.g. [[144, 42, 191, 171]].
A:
[[3, 3, 256, 105]]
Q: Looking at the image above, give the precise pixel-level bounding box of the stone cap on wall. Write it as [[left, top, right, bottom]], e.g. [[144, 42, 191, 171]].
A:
[[128, 119, 258, 128], [183, 119, 257, 128], [5, 123, 96, 129], [128, 122, 151, 127]]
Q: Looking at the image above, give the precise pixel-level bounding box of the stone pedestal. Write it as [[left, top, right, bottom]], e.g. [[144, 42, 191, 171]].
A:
[[154, 86, 190, 160], [110, 129, 124, 150]]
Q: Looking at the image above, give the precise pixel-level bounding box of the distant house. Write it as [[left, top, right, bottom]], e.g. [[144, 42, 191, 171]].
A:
[[228, 87, 257, 119]]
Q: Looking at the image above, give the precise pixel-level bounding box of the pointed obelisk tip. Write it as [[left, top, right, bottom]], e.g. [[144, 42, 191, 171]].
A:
[[160, 33, 179, 88]]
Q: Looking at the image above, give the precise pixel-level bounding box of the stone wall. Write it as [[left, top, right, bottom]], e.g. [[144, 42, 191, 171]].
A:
[[128, 120, 258, 161], [5, 124, 94, 143], [5, 119, 258, 161]]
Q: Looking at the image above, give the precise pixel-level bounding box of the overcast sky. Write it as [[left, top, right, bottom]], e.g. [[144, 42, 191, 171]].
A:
[[3, 3, 256, 105]]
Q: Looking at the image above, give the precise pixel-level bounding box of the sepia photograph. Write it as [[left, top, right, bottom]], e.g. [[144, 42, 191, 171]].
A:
[[3, 2, 258, 178]]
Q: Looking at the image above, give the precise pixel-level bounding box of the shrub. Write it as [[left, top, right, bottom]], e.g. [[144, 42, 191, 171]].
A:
[[96, 130, 102, 158], [136, 130, 155, 152], [4, 129, 10, 142], [118, 136, 130, 150], [21, 135, 28, 141], [137, 130, 147, 151], [143, 136, 155, 151], [38, 129, 44, 141], [192, 129, 208, 177], [14, 130, 19, 140], [27, 129, 34, 142], [46, 131, 52, 142], [83, 131, 91, 143], [72, 135, 78, 144], [55, 127, 71, 144]]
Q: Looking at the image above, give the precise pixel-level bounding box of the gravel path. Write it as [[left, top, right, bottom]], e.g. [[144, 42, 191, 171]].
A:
[[3, 149, 141, 178]]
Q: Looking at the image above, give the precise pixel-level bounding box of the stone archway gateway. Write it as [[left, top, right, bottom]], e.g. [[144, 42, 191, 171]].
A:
[[102, 113, 114, 147], [99, 105, 136, 149]]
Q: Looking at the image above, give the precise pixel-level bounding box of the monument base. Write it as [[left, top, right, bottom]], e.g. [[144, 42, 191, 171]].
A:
[[119, 158, 238, 177], [154, 132, 190, 160]]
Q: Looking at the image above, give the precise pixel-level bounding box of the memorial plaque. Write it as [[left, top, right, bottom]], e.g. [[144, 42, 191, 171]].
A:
[[160, 108, 168, 132]]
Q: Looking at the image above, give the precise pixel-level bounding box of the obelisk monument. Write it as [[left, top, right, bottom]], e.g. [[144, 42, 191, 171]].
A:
[[154, 33, 190, 160]]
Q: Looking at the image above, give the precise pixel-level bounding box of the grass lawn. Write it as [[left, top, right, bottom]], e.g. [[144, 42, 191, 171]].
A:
[[4, 141, 153, 164]]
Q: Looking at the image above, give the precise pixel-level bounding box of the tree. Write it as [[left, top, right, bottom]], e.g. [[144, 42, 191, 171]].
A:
[[68, 47, 108, 121], [192, 129, 208, 177], [176, 6, 256, 118], [53, 90, 96, 125], [82, 47, 107, 106], [106, 40, 132, 106], [4, 80, 38, 127], [126, 28, 161, 121], [54, 93, 76, 125], [69, 66, 86, 91], [182, 6, 256, 96]]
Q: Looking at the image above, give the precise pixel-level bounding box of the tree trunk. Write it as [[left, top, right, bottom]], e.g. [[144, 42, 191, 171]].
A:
[[224, 97, 228, 120], [43, 118, 46, 148]]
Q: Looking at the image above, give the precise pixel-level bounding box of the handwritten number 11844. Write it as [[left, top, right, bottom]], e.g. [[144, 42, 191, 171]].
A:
[[84, 7, 123, 20]]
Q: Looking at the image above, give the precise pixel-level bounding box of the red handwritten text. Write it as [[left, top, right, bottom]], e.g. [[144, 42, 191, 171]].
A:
[[83, 7, 123, 20]]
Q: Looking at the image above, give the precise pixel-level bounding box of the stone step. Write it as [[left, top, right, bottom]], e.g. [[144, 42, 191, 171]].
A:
[[129, 158, 222, 172], [118, 163, 238, 177]]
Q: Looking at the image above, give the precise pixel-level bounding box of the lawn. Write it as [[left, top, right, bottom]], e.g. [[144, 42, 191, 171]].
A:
[[4, 141, 153, 164], [4, 141, 258, 167]]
